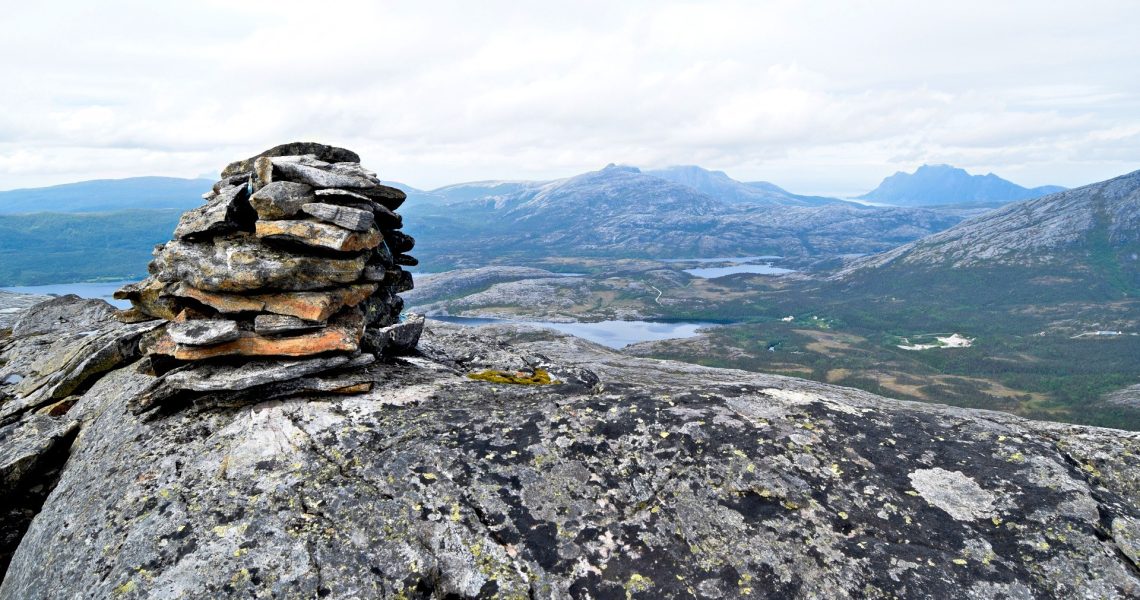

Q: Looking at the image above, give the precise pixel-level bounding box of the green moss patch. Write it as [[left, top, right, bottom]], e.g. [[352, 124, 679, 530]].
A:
[[467, 368, 560, 385]]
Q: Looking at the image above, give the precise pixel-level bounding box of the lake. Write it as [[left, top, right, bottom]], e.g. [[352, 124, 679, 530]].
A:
[[0, 281, 135, 308], [430, 316, 713, 349], [683, 263, 796, 278]]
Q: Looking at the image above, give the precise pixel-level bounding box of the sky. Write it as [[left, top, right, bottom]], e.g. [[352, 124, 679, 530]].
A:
[[1, 1, 1138, 197]]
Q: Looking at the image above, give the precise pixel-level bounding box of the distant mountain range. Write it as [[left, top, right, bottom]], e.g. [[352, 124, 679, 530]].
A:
[[0, 163, 1015, 285], [0, 177, 212, 214], [858, 164, 1066, 207], [397, 164, 967, 268]]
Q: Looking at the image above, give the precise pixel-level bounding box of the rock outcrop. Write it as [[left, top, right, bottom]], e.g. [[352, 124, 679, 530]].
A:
[[1, 294, 1139, 598], [112, 143, 424, 413]]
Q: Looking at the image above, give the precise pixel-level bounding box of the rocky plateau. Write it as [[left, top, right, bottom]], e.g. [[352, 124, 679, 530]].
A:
[[1, 292, 1139, 598]]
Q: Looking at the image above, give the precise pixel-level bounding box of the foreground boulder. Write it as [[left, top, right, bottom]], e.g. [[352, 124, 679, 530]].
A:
[[0, 295, 1138, 598]]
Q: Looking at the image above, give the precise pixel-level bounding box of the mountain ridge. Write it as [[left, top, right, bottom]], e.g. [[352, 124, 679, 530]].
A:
[[842, 168, 1140, 278], [0, 177, 213, 214], [858, 164, 1066, 207]]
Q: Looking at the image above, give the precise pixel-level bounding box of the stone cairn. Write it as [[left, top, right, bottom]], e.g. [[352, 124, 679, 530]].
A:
[[115, 143, 422, 412]]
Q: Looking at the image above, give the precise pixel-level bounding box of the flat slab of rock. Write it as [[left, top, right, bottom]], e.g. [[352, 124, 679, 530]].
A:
[[166, 320, 241, 346], [146, 310, 364, 361], [131, 354, 374, 413], [313, 189, 402, 229], [151, 236, 367, 293], [0, 414, 78, 491], [367, 313, 424, 355], [0, 298, 162, 423], [256, 156, 378, 190], [0, 292, 52, 330], [255, 219, 381, 252], [173, 283, 377, 322], [358, 184, 407, 211], [301, 202, 375, 232], [113, 279, 179, 321], [173, 183, 251, 241], [248, 181, 315, 220], [253, 314, 323, 336], [221, 142, 360, 178], [385, 230, 415, 253]]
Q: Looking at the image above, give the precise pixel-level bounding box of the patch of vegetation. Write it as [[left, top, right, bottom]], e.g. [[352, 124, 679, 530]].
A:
[[467, 368, 560, 385], [0, 210, 181, 286]]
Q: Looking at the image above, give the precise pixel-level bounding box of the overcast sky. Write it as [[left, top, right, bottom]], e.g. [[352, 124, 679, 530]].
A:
[[2, 1, 1138, 196]]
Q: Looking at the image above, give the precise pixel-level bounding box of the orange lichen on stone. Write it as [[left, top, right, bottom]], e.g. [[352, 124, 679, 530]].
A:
[[149, 325, 360, 360], [149, 309, 365, 360], [330, 382, 373, 394], [175, 283, 377, 322]]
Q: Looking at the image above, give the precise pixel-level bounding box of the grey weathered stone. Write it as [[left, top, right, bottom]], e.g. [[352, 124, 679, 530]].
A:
[[136, 353, 370, 407], [150, 235, 368, 292], [359, 183, 407, 211], [384, 230, 415, 253], [1, 311, 1139, 598], [256, 156, 378, 190], [313, 189, 403, 229], [0, 414, 78, 575], [301, 203, 375, 232], [393, 253, 418, 267], [173, 184, 251, 241], [253, 314, 324, 336], [366, 314, 424, 355], [254, 219, 381, 253], [0, 414, 77, 495], [0, 291, 50, 330], [166, 320, 241, 346], [221, 142, 360, 178], [248, 181, 314, 220], [0, 297, 162, 424]]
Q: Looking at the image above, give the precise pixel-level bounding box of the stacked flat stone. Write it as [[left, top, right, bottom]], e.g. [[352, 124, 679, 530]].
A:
[[115, 142, 422, 371]]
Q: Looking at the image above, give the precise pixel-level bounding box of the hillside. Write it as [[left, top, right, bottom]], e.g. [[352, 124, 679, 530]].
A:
[[0, 210, 182, 286], [631, 169, 1139, 428], [858, 164, 1065, 207], [841, 168, 1140, 296], [0, 177, 211, 214]]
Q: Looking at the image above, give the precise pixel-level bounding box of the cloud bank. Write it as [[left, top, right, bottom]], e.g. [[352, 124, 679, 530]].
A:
[[1, 0, 1138, 196]]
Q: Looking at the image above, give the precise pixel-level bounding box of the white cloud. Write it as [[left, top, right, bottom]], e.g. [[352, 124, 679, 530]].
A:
[[0, 0, 1138, 195]]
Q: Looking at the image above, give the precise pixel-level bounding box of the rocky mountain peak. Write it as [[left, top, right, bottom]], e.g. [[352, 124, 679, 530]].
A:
[[859, 164, 1066, 207]]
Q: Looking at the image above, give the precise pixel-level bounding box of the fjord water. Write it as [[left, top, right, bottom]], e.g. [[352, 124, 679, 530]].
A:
[[431, 315, 712, 348]]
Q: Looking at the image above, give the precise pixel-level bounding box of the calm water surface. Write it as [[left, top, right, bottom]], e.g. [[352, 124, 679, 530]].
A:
[[683, 264, 796, 278]]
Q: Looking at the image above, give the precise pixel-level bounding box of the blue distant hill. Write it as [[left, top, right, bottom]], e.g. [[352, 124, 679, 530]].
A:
[[0, 176, 212, 214], [858, 164, 1065, 206]]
